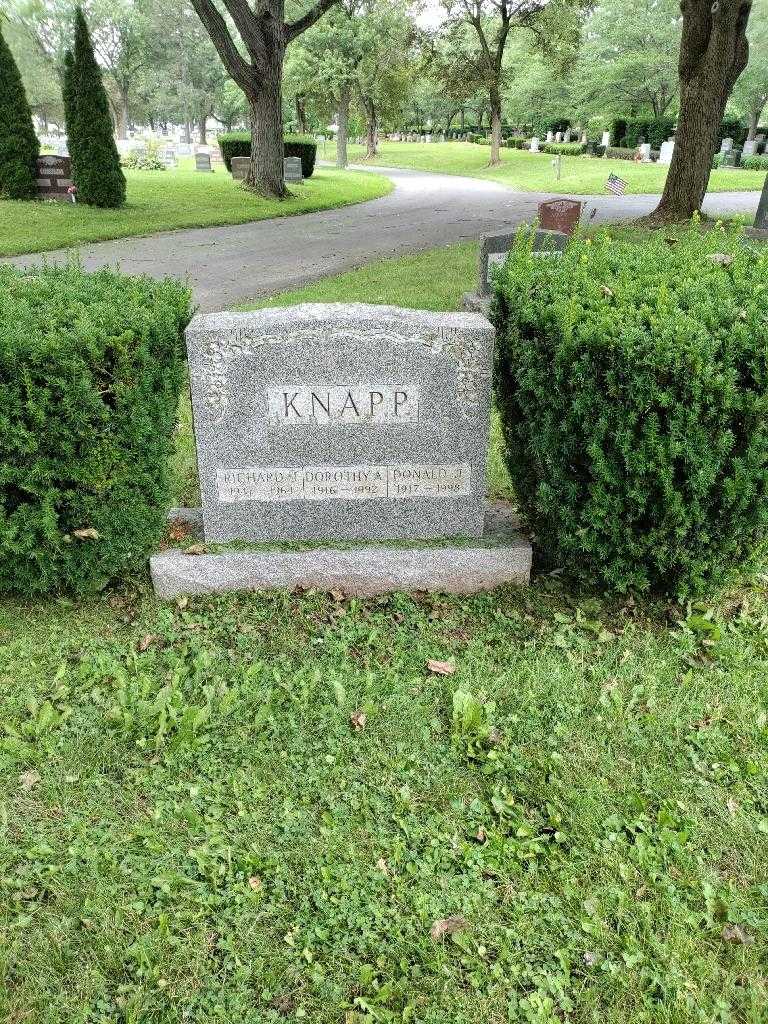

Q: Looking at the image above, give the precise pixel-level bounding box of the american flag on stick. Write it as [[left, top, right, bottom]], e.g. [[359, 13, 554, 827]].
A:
[[605, 172, 628, 196]]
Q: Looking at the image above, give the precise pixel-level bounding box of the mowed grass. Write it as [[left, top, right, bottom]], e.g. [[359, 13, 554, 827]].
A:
[[2, 241, 768, 1023], [0, 165, 392, 257], [326, 139, 767, 195]]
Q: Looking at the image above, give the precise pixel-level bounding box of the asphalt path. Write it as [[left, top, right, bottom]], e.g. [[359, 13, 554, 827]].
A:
[[4, 165, 760, 311]]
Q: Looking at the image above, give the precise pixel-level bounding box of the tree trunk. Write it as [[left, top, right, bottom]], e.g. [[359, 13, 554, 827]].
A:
[[199, 111, 208, 145], [336, 84, 350, 169], [184, 118, 192, 144], [295, 95, 308, 134], [248, 79, 286, 197], [489, 86, 502, 166], [362, 95, 377, 158], [646, 0, 751, 223], [460, 107, 465, 131], [117, 87, 129, 140], [747, 106, 764, 140]]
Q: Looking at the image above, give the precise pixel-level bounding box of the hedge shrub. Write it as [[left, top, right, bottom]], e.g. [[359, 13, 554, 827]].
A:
[[542, 142, 585, 156], [492, 227, 768, 596], [217, 132, 317, 178], [0, 264, 192, 595], [604, 146, 641, 161], [741, 154, 768, 170]]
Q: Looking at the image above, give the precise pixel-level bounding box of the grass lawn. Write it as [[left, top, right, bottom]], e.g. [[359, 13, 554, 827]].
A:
[[2, 242, 768, 1023], [0, 165, 392, 258], [324, 139, 767, 195]]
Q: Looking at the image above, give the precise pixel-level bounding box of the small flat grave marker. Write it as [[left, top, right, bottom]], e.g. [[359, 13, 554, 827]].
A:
[[538, 198, 583, 235]]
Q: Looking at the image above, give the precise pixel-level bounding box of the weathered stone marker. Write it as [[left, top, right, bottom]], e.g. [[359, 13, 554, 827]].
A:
[[284, 156, 303, 183], [185, 304, 494, 543], [231, 156, 249, 180], [195, 152, 212, 172], [35, 155, 73, 201], [462, 228, 568, 313]]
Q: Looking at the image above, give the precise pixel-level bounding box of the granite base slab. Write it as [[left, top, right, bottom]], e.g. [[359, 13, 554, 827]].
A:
[[152, 502, 532, 598]]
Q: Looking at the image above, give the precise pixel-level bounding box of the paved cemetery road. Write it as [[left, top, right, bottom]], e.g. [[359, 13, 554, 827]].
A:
[[4, 166, 761, 311]]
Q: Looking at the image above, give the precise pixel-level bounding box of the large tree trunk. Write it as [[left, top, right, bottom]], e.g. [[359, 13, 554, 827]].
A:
[[489, 86, 502, 166], [248, 76, 286, 197], [646, 0, 751, 224], [336, 84, 350, 169], [199, 110, 208, 145]]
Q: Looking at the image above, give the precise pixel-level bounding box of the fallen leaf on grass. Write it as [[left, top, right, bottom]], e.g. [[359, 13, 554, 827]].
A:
[[727, 798, 739, 816], [248, 876, 262, 891], [137, 634, 158, 652], [168, 521, 192, 542], [19, 770, 41, 791], [722, 923, 754, 945], [583, 951, 598, 966], [73, 527, 100, 541], [427, 659, 455, 676], [375, 857, 390, 876], [708, 252, 734, 267], [184, 544, 207, 556], [430, 915, 468, 940], [475, 825, 487, 843], [350, 710, 366, 731], [176, 596, 189, 611]]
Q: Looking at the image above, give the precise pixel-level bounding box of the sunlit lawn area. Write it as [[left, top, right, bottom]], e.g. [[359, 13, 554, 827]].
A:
[[325, 139, 767, 195], [0, 164, 392, 257]]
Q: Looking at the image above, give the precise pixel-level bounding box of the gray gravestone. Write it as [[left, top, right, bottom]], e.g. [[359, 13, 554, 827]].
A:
[[185, 304, 495, 544], [658, 138, 675, 165], [755, 174, 768, 231], [231, 156, 249, 180], [195, 152, 212, 172], [284, 156, 303, 183], [742, 140, 757, 157], [720, 137, 734, 153], [477, 229, 568, 297]]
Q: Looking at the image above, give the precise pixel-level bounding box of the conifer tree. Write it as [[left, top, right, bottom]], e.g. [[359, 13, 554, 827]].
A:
[[0, 23, 40, 200], [65, 7, 125, 208]]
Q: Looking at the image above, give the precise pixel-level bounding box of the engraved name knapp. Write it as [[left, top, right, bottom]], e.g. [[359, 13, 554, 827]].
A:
[[266, 384, 419, 425]]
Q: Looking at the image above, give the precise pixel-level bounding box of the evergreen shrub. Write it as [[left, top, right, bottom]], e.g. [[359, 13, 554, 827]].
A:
[[218, 132, 317, 177], [0, 25, 40, 199], [542, 142, 585, 156], [0, 264, 192, 595], [64, 8, 126, 208], [492, 227, 768, 596], [741, 154, 768, 170]]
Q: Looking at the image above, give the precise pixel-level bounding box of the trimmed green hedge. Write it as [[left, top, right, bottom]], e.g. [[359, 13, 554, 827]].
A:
[[492, 227, 768, 596], [542, 142, 585, 156], [217, 132, 317, 178], [604, 146, 640, 161], [0, 264, 192, 594], [741, 154, 768, 170]]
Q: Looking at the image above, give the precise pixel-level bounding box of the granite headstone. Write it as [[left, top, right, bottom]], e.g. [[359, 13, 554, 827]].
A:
[[185, 304, 495, 544]]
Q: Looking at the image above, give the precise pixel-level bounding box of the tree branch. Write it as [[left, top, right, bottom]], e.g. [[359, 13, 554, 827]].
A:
[[285, 0, 341, 42], [190, 0, 253, 91]]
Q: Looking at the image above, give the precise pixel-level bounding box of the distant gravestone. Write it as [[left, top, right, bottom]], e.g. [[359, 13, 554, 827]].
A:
[[555, 131, 563, 143], [35, 155, 73, 201], [742, 140, 757, 157], [162, 147, 177, 167], [184, 304, 496, 544], [178, 142, 192, 155], [195, 152, 212, 172], [231, 156, 250, 180], [530, 137, 540, 152], [462, 229, 568, 314], [546, 131, 554, 142], [601, 130, 611, 148], [755, 174, 768, 230], [720, 137, 734, 153], [638, 142, 652, 161], [658, 138, 675, 165], [538, 198, 583, 235], [284, 156, 303, 183]]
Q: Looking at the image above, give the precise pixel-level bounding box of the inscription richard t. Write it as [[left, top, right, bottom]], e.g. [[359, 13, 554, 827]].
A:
[[217, 463, 471, 503], [266, 384, 419, 425]]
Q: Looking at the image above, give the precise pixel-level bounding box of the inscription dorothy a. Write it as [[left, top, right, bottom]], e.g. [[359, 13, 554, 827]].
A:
[[266, 384, 419, 425]]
